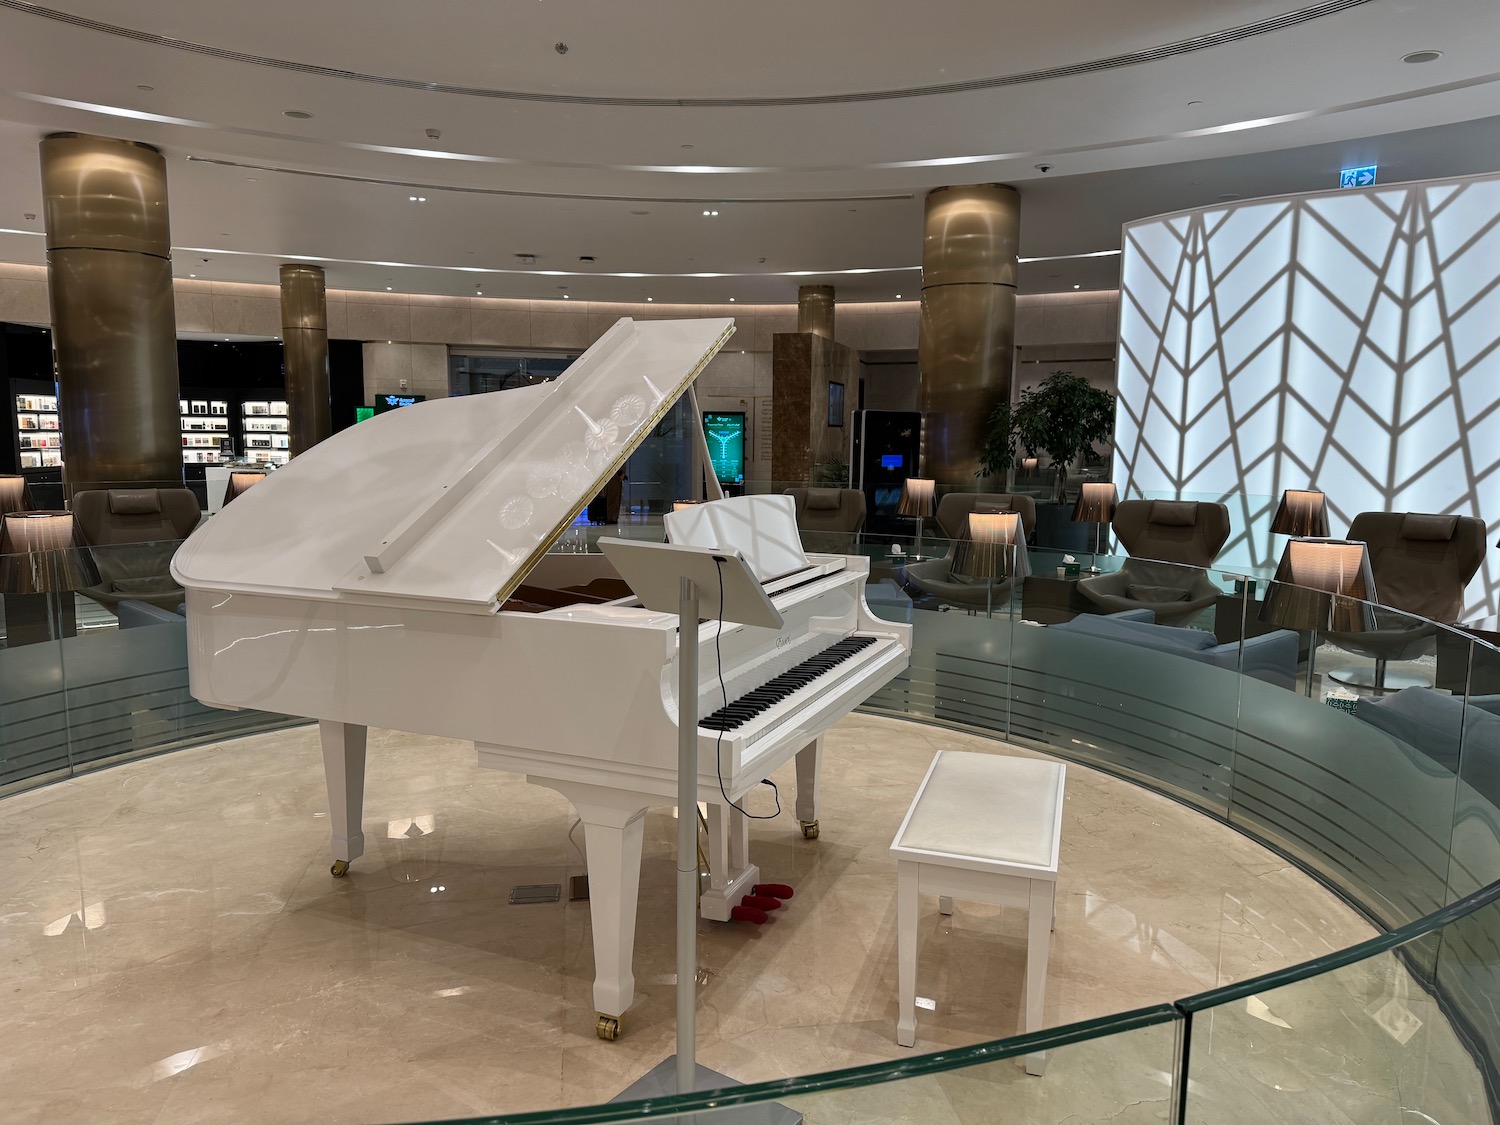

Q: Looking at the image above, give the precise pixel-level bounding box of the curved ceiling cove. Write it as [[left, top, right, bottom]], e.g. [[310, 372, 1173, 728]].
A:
[[0, 0, 1375, 107]]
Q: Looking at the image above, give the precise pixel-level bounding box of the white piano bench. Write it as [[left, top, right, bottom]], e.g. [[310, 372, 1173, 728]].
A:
[[889, 750, 1065, 1075]]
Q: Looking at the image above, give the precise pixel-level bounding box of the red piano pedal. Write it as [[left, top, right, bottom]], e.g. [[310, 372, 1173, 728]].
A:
[[731, 904, 769, 925], [740, 894, 782, 911], [754, 883, 794, 900]]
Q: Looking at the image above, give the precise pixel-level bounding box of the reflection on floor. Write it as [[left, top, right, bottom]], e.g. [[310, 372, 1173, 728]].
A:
[[0, 714, 1482, 1124]]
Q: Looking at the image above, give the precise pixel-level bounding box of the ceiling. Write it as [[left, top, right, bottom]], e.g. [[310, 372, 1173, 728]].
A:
[[0, 0, 1498, 303]]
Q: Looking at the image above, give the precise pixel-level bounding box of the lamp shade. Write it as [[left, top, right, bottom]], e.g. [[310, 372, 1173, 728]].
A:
[[672, 500, 701, 511], [1071, 482, 1118, 524], [1271, 488, 1330, 537], [225, 471, 268, 502], [0, 511, 99, 594], [0, 475, 30, 516], [1257, 537, 1377, 633], [953, 511, 1032, 581], [896, 477, 936, 518], [1020, 456, 1039, 475]]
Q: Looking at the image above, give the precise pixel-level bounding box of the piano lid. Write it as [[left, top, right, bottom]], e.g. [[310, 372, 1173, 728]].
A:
[[172, 317, 735, 613]]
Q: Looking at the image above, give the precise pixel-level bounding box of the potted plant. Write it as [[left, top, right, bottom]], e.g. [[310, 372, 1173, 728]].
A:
[[1010, 371, 1114, 502]]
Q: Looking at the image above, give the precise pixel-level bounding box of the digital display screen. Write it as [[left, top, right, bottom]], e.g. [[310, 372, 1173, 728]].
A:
[[703, 411, 746, 485], [880, 453, 904, 471], [374, 393, 425, 413], [355, 406, 375, 424]]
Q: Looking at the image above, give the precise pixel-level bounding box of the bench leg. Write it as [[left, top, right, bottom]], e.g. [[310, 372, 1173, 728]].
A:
[[896, 861, 918, 1047], [1023, 880, 1056, 1075]]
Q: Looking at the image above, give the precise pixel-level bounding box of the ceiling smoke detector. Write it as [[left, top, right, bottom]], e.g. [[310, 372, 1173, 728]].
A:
[[554, 42, 569, 54]]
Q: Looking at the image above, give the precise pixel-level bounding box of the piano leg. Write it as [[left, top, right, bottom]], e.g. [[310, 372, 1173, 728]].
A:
[[565, 793, 648, 1039], [699, 802, 761, 922], [796, 736, 822, 839], [319, 720, 367, 876]]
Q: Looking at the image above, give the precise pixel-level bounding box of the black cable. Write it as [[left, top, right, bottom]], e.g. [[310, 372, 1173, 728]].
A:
[[712, 555, 781, 821]]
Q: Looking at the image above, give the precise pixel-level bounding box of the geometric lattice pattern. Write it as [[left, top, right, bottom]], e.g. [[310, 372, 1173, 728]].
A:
[[1115, 172, 1500, 616]]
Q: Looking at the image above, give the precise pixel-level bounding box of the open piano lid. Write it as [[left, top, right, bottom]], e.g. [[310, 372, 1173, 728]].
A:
[[171, 317, 735, 613]]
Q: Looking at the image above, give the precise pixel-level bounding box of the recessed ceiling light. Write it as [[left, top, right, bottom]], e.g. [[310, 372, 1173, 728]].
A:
[[563, 294, 570, 299], [1187, 100, 1203, 107], [702, 210, 719, 217], [188, 273, 196, 278], [630, 210, 649, 216], [1073, 284, 1081, 290], [646, 297, 653, 301], [895, 294, 902, 299], [246, 177, 257, 182], [408, 195, 427, 202], [283, 110, 314, 119], [681, 144, 695, 150], [136, 84, 154, 92], [1402, 49, 1442, 64], [729, 297, 735, 302], [1218, 193, 1241, 201], [385, 286, 392, 291]]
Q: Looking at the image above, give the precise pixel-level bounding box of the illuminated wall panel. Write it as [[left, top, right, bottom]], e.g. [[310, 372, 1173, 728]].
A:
[[1115, 172, 1500, 616]]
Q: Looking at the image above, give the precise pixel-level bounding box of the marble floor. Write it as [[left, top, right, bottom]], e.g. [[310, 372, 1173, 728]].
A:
[[0, 714, 1483, 1124]]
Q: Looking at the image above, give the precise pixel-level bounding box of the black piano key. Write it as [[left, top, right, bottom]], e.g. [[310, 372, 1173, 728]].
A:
[[699, 634, 880, 733]]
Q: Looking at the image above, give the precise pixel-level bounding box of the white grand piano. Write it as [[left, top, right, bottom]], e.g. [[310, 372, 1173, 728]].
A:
[[171, 317, 911, 1039]]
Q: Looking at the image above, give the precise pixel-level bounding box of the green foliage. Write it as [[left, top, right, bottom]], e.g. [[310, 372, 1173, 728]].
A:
[[1011, 371, 1115, 472], [975, 401, 1015, 479], [814, 454, 850, 486]]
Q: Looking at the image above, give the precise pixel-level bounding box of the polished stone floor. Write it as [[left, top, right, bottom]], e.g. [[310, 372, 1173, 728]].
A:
[[0, 714, 1482, 1124]]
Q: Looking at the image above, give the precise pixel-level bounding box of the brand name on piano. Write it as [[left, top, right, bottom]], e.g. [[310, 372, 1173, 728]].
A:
[[776, 635, 793, 649]]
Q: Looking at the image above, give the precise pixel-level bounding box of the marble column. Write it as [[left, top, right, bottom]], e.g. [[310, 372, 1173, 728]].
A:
[[797, 285, 835, 340], [279, 264, 331, 455], [40, 132, 182, 494], [917, 184, 1020, 485]]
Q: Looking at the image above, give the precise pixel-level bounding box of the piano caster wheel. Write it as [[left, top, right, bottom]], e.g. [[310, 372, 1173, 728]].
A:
[[800, 820, 819, 840], [596, 1015, 622, 1041], [330, 860, 351, 877]]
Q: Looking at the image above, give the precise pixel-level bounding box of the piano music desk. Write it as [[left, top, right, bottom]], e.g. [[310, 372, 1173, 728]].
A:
[[890, 750, 1064, 1073]]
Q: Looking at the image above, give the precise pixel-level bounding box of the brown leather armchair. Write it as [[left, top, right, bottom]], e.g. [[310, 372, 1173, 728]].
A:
[[1075, 499, 1230, 625], [72, 488, 202, 612], [934, 493, 1037, 541], [783, 487, 866, 553], [1325, 511, 1487, 690]]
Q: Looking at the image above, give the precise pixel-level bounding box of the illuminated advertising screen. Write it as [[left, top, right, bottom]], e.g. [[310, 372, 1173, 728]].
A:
[[703, 411, 746, 485], [374, 393, 425, 413]]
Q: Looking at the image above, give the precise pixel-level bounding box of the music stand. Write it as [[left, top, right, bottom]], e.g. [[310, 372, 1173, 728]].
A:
[[596, 538, 800, 1123]]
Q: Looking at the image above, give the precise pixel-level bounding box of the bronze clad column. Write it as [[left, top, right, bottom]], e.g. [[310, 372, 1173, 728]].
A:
[[797, 284, 835, 339], [917, 184, 1020, 485], [40, 133, 182, 495], [279, 264, 330, 455]]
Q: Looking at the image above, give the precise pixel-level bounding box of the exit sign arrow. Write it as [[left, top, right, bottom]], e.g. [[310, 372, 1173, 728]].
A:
[[1340, 165, 1378, 189]]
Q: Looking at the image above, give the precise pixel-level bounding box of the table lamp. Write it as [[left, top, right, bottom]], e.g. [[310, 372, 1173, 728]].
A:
[[953, 510, 1032, 618], [0, 475, 30, 516], [672, 500, 701, 511], [1020, 456, 1039, 476], [1257, 537, 1376, 697], [0, 510, 100, 645], [897, 477, 936, 560], [1271, 488, 1330, 537], [1071, 482, 1117, 572], [224, 471, 267, 503]]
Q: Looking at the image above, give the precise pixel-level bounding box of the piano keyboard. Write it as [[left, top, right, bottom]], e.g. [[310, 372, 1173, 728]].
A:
[[699, 634, 879, 732]]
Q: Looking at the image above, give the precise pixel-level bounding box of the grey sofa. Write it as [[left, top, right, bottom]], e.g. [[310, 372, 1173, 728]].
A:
[[1051, 609, 1298, 689]]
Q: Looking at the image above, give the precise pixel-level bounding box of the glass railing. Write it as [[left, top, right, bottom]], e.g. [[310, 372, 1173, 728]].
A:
[[0, 538, 303, 793], [5, 519, 1500, 1124]]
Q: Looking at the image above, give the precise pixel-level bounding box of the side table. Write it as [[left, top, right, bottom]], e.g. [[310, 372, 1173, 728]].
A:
[[1435, 616, 1500, 695], [1022, 573, 1091, 624]]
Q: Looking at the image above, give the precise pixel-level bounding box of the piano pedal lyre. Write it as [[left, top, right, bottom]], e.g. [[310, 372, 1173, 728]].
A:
[[596, 1014, 623, 1041], [330, 860, 351, 877], [799, 820, 820, 840]]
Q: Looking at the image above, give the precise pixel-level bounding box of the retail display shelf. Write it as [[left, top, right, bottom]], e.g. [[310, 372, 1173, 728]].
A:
[[15, 391, 61, 469]]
